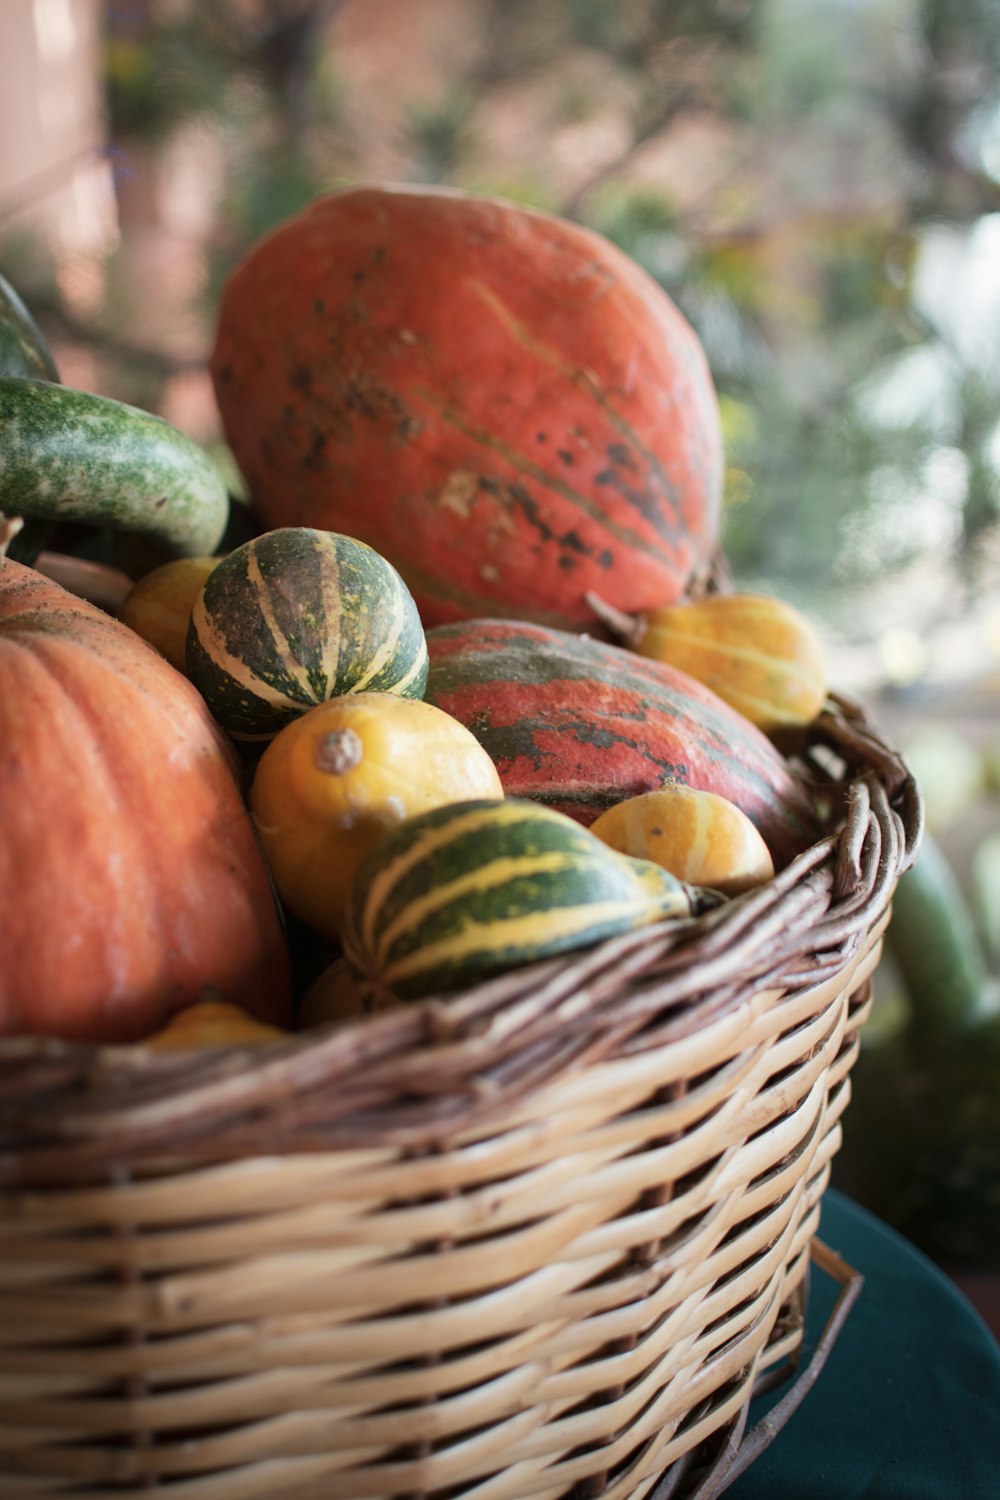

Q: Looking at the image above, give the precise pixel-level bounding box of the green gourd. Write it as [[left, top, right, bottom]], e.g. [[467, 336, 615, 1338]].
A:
[[0, 377, 229, 559], [186, 527, 429, 741], [343, 797, 719, 1001], [885, 831, 1000, 1046]]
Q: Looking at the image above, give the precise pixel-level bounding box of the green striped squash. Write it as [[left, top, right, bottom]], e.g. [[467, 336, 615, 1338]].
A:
[[186, 527, 429, 740], [342, 797, 715, 1001]]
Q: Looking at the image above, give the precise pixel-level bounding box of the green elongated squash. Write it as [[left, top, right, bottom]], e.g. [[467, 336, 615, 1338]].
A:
[[0, 276, 60, 563], [0, 272, 59, 380], [885, 830, 1000, 1045], [342, 797, 717, 1001], [0, 377, 228, 558], [186, 527, 429, 741]]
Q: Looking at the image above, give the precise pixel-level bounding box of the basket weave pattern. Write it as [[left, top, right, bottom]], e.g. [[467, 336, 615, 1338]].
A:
[[0, 695, 920, 1499]]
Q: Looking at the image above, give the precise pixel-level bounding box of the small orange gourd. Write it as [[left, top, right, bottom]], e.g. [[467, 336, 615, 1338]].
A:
[[589, 591, 827, 733], [119, 555, 219, 671], [298, 958, 400, 1030], [249, 691, 504, 937], [590, 784, 775, 897], [146, 999, 288, 1050]]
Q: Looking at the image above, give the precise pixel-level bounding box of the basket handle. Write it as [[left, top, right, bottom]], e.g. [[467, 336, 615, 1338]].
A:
[[651, 1236, 864, 1500]]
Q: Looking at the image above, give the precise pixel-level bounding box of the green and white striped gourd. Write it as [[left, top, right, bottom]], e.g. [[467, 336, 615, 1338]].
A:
[[186, 527, 429, 740], [342, 797, 717, 1001]]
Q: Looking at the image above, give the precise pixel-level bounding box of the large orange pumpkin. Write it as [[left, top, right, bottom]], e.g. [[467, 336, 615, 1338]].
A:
[[0, 560, 292, 1042], [211, 184, 723, 630]]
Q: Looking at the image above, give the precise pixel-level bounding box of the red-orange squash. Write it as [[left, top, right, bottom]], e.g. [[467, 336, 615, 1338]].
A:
[[424, 618, 818, 868], [0, 560, 292, 1042], [210, 184, 724, 631]]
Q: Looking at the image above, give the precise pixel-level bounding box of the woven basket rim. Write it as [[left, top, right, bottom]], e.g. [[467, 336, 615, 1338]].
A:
[[0, 690, 921, 1178], [0, 682, 919, 1500]]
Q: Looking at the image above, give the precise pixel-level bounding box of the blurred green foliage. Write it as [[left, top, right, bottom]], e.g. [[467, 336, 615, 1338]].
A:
[[7, 0, 1000, 638]]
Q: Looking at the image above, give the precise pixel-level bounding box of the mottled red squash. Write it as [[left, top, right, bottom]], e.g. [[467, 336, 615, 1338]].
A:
[[211, 184, 723, 631], [424, 619, 818, 868], [0, 560, 292, 1042]]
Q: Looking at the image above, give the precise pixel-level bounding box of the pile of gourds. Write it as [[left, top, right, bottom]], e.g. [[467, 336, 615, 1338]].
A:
[[0, 186, 832, 1048]]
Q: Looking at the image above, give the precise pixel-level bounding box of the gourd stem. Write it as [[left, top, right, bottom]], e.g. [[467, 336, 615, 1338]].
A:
[[35, 551, 134, 612], [585, 590, 646, 646], [316, 728, 364, 775], [0, 513, 24, 562]]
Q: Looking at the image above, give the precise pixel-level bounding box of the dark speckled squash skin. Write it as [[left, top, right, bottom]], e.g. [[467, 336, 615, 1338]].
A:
[[424, 619, 818, 868], [210, 184, 724, 631]]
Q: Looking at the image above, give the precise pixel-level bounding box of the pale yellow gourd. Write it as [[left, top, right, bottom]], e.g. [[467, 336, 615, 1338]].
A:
[[589, 591, 828, 733], [298, 958, 400, 1030], [146, 999, 288, 1050], [120, 555, 219, 672], [590, 784, 774, 897], [249, 691, 504, 938]]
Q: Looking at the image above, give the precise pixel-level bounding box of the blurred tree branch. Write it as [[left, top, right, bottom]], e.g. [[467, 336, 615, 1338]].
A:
[[7, 0, 999, 626], [26, 295, 205, 376]]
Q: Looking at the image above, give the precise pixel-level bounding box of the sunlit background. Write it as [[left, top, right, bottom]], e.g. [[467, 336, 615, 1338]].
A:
[[2, 0, 1000, 1292], [5, 1, 1000, 676]]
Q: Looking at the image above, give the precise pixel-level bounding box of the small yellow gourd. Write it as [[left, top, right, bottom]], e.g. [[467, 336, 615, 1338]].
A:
[[589, 591, 827, 732], [120, 555, 219, 671], [298, 957, 400, 1030], [590, 784, 775, 896], [145, 999, 288, 1050], [249, 691, 504, 938]]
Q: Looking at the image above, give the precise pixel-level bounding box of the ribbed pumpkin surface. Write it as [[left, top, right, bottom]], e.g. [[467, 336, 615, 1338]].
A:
[[0, 561, 291, 1042], [187, 527, 428, 740], [424, 619, 817, 867], [210, 184, 723, 630], [343, 798, 700, 1000]]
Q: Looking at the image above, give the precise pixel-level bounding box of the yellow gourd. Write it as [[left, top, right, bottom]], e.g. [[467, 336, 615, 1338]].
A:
[[120, 555, 219, 671], [146, 999, 288, 1049], [589, 591, 827, 732], [298, 958, 401, 1030], [590, 784, 774, 896], [249, 691, 504, 938]]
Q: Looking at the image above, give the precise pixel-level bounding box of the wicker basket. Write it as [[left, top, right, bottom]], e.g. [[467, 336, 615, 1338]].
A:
[[0, 692, 920, 1500]]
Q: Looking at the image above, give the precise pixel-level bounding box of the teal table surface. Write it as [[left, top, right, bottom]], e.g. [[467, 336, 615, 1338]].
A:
[[727, 1188, 1000, 1499]]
